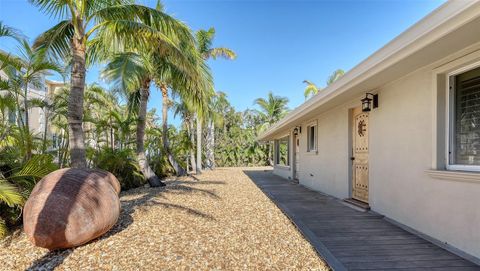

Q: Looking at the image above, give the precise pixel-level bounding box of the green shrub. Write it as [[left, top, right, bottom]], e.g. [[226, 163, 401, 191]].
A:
[[0, 154, 57, 238], [93, 148, 146, 190]]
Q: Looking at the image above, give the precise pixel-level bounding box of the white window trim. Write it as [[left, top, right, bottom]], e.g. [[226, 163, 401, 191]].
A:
[[306, 120, 318, 153], [445, 61, 480, 172]]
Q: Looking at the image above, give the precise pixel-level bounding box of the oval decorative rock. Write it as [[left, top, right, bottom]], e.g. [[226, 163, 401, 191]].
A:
[[23, 168, 121, 250]]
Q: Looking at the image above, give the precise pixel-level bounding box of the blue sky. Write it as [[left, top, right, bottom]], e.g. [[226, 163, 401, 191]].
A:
[[0, 0, 444, 125]]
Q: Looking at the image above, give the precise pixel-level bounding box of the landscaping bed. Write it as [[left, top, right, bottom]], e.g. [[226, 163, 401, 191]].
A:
[[0, 168, 328, 270]]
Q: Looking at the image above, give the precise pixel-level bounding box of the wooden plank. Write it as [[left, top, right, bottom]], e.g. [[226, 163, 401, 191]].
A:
[[339, 252, 460, 263], [344, 259, 476, 269], [332, 247, 455, 257], [245, 170, 480, 270], [324, 238, 428, 247]]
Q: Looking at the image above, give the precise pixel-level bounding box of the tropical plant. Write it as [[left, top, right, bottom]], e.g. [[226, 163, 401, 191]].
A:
[[194, 27, 236, 172], [0, 21, 24, 41], [31, 0, 195, 168], [303, 69, 345, 99], [0, 154, 57, 237], [253, 91, 289, 131], [0, 39, 62, 160], [93, 148, 145, 190], [253, 92, 289, 165]]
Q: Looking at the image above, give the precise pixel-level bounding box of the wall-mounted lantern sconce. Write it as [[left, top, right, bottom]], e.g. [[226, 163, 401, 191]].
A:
[[361, 93, 379, 112], [293, 126, 302, 136]]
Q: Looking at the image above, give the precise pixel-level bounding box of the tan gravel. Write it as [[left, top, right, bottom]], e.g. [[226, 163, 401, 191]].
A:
[[0, 167, 328, 271]]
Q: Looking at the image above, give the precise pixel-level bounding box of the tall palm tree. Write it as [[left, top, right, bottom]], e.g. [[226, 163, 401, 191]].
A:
[[195, 27, 236, 172], [173, 100, 196, 172], [103, 52, 168, 186], [254, 92, 289, 166], [254, 91, 289, 131], [155, 49, 212, 177], [0, 40, 62, 159], [205, 91, 229, 170], [103, 19, 210, 181], [31, 0, 193, 168], [303, 69, 345, 100], [303, 80, 320, 100]]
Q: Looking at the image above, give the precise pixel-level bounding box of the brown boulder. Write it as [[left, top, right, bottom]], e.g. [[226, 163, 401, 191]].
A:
[[23, 168, 121, 250]]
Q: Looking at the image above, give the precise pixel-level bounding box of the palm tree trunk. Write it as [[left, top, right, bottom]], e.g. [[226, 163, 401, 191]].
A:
[[160, 84, 186, 176], [42, 106, 49, 154], [205, 120, 215, 170], [23, 83, 33, 160], [110, 125, 114, 150], [137, 82, 164, 187], [188, 117, 196, 173], [196, 116, 202, 174], [23, 85, 29, 133], [68, 34, 87, 168], [268, 142, 273, 166]]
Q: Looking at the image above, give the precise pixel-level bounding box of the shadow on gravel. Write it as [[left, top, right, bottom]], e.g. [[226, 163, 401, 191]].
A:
[[26, 249, 73, 271], [26, 177, 221, 270]]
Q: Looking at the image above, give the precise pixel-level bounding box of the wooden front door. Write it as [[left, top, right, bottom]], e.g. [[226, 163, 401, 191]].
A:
[[294, 136, 300, 180], [352, 107, 369, 203]]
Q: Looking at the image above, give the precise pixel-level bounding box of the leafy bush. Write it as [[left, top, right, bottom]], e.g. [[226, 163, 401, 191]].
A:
[[93, 148, 146, 190], [0, 154, 57, 238]]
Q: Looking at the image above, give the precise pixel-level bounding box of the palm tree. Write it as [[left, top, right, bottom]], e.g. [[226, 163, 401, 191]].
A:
[[0, 40, 62, 160], [103, 12, 210, 181], [205, 91, 229, 170], [254, 91, 289, 131], [155, 50, 212, 177], [326, 69, 345, 85], [173, 100, 196, 172], [254, 92, 289, 166], [303, 69, 345, 100], [303, 80, 320, 100], [195, 27, 236, 172], [103, 52, 168, 186], [31, 0, 194, 168]]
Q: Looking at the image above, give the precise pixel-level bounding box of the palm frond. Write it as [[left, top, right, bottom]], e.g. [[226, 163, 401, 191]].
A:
[[326, 69, 345, 86], [208, 48, 237, 60], [0, 180, 24, 207], [303, 80, 319, 99], [10, 154, 58, 181], [0, 21, 24, 41], [33, 20, 74, 60], [28, 0, 70, 19], [101, 52, 145, 92]]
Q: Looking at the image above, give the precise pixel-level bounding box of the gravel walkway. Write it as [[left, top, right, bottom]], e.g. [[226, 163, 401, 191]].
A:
[[0, 167, 328, 270]]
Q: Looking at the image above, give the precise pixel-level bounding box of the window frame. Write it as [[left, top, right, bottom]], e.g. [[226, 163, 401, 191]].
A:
[[275, 135, 290, 167], [306, 121, 318, 153], [446, 61, 480, 172]]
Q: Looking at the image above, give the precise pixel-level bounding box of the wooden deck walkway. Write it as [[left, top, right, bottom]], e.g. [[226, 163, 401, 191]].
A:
[[244, 169, 480, 271]]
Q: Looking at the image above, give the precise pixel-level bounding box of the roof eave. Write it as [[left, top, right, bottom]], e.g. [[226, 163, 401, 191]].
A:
[[258, 0, 480, 141]]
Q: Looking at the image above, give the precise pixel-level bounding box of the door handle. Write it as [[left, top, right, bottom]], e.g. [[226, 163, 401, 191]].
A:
[[350, 157, 355, 161]]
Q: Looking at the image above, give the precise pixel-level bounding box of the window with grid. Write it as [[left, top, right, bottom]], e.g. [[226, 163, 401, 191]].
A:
[[449, 66, 480, 168]]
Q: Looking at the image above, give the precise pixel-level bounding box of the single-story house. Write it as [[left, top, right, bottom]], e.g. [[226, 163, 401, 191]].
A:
[[258, 0, 480, 261]]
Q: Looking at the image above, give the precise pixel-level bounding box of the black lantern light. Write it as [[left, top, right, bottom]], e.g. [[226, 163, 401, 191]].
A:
[[293, 126, 301, 135], [361, 93, 378, 112]]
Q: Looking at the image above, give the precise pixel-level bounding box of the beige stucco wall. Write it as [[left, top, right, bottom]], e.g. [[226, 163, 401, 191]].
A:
[[370, 63, 480, 259], [298, 107, 350, 199], [272, 49, 480, 259]]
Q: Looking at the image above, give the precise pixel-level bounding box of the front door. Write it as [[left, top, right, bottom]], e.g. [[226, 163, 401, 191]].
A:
[[352, 106, 369, 203], [294, 135, 300, 180]]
